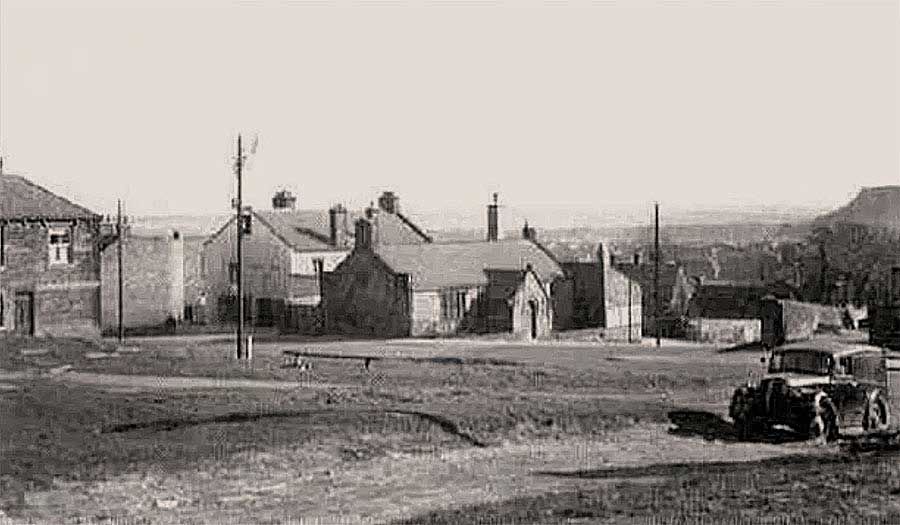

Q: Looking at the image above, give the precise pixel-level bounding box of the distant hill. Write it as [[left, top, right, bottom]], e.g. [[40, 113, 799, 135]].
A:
[[813, 185, 900, 231]]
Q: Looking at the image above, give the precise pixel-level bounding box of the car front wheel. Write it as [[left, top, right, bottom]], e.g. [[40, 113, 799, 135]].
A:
[[810, 395, 839, 444], [864, 394, 890, 433]]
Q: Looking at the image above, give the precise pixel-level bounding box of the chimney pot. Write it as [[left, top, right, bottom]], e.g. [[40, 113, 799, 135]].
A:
[[272, 190, 297, 210], [377, 191, 399, 214], [354, 218, 373, 251]]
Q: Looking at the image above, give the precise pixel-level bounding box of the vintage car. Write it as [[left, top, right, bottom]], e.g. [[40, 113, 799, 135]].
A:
[[729, 341, 892, 442]]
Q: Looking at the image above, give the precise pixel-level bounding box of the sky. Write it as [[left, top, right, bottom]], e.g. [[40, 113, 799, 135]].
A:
[[1, 0, 897, 228]]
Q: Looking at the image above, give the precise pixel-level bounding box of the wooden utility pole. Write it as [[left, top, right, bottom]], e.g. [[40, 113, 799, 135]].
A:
[[117, 199, 125, 343], [627, 277, 633, 344], [654, 202, 661, 348], [235, 134, 244, 360]]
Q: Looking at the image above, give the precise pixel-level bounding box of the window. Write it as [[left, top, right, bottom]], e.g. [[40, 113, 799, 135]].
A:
[[0, 293, 4, 328], [1, 223, 5, 266], [48, 227, 72, 265], [229, 262, 239, 284], [440, 289, 467, 320]]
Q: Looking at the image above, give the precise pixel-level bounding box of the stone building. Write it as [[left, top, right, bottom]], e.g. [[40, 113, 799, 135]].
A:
[[615, 256, 694, 338], [200, 190, 431, 332], [100, 228, 184, 333], [0, 173, 103, 338], [323, 197, 565, 339], [556, 243, 643, 341]]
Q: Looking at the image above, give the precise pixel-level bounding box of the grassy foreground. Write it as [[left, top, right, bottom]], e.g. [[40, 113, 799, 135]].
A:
[[2, 335, 898, 522]]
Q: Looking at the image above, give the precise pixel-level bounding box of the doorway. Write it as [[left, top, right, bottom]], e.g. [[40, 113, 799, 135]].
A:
[[528, 300, 538, 340], [14, 292, 34, 336]]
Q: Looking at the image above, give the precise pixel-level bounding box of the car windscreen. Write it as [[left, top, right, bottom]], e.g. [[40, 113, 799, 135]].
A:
[[768, 350, 833, 375]]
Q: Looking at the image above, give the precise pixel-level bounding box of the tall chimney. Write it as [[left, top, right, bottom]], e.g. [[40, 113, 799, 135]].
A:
[[272, 190, 297, 210], [377, 191, 399, 214], [329, 204, 348, 248], [487, 193, 499, 242], [354, 218, 373, 251]]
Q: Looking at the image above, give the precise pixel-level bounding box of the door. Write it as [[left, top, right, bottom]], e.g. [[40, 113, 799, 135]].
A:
[[529, 300, 538, 339], [14, 292, 34, 336]]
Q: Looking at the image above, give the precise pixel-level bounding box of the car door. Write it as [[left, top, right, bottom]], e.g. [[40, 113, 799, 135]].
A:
[[833, 356, 868, 428]]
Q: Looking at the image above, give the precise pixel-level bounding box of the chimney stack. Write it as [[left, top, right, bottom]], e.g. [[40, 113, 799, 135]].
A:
[[487, 193, 499, 242], [329, 204, 348, 248], [354, 218, 373, 251], [377, 191, 399, 214], [521, 221, 536, 241], [272, 190, 297, 211]]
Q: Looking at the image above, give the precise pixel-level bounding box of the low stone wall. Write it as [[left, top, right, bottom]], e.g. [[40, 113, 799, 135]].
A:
[[686, 318, 761, 345], [762, 299, 845, 346]]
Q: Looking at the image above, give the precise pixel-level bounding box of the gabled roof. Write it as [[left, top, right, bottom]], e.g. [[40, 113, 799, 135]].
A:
[[373, 239, 565, 291], [203, 207, 432, 251], [256, 209, 350, 251], [1, 173, 99, 220]]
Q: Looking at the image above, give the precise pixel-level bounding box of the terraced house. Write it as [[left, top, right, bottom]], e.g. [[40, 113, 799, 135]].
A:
[[0, 173, 103, 338]]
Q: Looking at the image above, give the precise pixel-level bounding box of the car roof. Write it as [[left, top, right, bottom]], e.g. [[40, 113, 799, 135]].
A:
[[777, 340, 885, 358]]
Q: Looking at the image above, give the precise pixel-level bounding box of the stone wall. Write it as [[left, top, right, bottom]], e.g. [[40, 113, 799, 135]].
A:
[[603, 267, 642, 342], [201, 215, 294, 323], [322, 250, 411, 337], [510, 270, 552, 339], [101, 232, 183, 331], [761, 299, 848, 346], [0, 219, 101, 338], [410, 287, 482, 337], [686, 318, 761, 345]]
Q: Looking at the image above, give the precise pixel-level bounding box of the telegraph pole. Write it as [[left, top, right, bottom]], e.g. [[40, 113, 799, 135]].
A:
[[235, 134, 244, 360], [654, 202, 661, 348], [117, 199, 125, 343]]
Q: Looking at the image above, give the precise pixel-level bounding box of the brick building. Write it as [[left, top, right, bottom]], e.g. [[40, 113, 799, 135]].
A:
[[200, 190, 431, 332], [0, 173, 103, 338], [100, 227, 185, 332]]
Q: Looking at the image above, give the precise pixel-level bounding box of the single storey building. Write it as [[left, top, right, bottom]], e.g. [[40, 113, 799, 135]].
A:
[[323, 199, 566, 339]]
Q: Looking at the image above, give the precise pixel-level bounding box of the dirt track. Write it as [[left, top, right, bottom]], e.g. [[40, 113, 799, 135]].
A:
[[19, 422, 828, 524]]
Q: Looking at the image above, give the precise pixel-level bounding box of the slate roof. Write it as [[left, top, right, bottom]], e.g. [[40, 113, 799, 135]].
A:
[[255, 209, 349, 251], [0, 173, 99, 220], [204, 208, 432, 251], [374, 239, 565, 291]]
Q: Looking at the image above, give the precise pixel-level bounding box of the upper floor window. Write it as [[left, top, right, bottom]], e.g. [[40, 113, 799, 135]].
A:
[[48, 227, 72, 266], [0, 224, 5, 267]]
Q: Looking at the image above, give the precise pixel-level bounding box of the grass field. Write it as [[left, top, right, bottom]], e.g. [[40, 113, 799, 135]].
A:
[[1, 334, 897, 523]]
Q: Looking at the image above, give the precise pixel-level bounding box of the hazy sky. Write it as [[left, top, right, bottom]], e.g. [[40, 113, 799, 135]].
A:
[[1, 0, 897, 224]]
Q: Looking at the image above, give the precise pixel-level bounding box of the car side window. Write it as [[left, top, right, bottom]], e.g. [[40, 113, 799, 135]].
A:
[[853, 355, 884, 383]]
